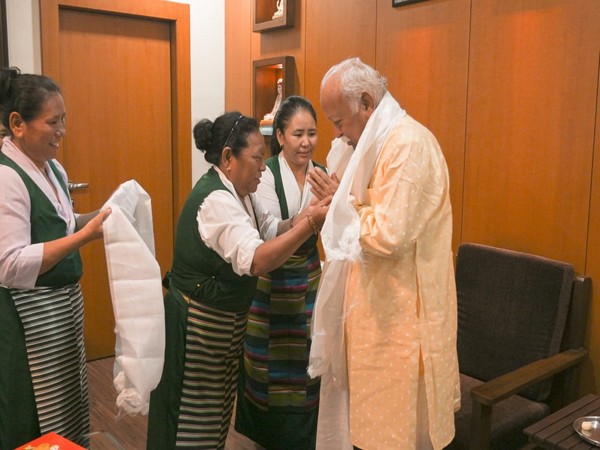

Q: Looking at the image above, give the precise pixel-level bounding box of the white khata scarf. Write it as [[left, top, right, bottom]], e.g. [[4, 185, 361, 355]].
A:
[[325, 136, 353, 181], [308, 92, 406, 449], [103, 180, 165, 416]]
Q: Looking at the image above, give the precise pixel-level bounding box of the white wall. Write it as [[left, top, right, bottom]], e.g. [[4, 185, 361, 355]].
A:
[[186, 0, 222, 182], [5, 0, 223, 184], [6, 0, 41, 74]]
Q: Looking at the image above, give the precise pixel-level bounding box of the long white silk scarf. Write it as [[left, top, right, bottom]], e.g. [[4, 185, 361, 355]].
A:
[[308, 92, 406, 449], [325, 137, 353, 180], [102, 180, 165, 415]]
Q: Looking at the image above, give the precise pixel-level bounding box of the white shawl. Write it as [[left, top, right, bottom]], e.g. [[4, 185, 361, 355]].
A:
[[325, 137, 353, 180], [308, 92, 406, 449], [102, 180, 165, 416]]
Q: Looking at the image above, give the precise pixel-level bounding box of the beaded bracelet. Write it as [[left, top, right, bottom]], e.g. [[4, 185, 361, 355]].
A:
[[306, 211, 319, 235]]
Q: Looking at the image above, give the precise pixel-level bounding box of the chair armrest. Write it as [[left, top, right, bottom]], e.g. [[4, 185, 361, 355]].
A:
[[470, 348, 587, 406]]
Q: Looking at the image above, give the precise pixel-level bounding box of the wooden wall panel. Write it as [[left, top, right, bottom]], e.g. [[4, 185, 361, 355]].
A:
[[304, 0, 377, 165], [225, 0, 252, 114], [462, 0, 598, 269], [376, 0, 470, 251], [583, 57, 600, 394]]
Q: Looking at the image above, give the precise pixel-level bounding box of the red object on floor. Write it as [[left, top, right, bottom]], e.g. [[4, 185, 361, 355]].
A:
[[14, 431, 86, 450]]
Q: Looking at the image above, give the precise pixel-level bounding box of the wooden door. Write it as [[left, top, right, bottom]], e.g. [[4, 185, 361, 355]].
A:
[[40, 0, 191, 359]]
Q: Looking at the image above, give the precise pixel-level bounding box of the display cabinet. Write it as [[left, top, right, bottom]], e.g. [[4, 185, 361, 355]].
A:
[[253, 0, 294, 32], [253, 56, 295, 140]]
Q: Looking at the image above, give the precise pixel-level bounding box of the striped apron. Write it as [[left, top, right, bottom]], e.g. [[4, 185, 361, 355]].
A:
[[175, 291, 248, 449], [241, 246, 321, 410], [10, 283, 89, 446]]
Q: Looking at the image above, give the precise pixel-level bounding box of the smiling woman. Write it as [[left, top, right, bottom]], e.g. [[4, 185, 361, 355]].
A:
[[0, 67, 111, 449], [10, 92, 66, 168]]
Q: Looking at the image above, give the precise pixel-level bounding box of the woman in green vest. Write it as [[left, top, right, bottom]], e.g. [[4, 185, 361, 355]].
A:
[[234, 96, 323, 449], [0, 67, 111, 448], [147, 111, 330, 450]]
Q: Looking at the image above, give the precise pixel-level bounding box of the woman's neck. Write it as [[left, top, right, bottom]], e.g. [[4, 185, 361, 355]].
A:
[[284, 155, 308, 191], [9, 138, 46, 171]]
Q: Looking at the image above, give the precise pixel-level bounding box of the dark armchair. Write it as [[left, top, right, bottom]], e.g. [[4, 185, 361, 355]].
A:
[[446, 243, 591, 450]]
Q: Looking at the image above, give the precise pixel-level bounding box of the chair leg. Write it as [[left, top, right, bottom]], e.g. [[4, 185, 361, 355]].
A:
[[470, 400, 493, 450]]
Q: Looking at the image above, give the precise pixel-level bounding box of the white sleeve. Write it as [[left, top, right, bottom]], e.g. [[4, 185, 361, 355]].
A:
[[198, 190, 265, 276], [255, 166, 282, 218], [0, 165, 44, 289], [251, 192, 279, 241]]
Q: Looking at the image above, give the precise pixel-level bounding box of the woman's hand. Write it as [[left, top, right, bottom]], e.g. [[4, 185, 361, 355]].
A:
[[307, 167, 339, 201], [81, 207, 112, 241], [251, 196, 331, 276], [307, 195, 332, 230], [40, 207, 112, 275]]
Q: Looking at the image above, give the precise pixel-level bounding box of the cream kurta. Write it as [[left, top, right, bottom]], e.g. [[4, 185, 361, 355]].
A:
[[345, 116, 460, 449]]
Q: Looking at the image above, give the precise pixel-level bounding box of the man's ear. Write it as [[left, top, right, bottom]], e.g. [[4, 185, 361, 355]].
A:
[[361, 92, 375, 113]]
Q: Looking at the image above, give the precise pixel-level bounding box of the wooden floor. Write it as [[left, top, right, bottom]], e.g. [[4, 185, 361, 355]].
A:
[[87, 357, 148, 449], [87, 357, 263, 449]]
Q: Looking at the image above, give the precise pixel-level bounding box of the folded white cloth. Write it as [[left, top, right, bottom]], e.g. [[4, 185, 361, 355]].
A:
[[102, 180, 165, 415]]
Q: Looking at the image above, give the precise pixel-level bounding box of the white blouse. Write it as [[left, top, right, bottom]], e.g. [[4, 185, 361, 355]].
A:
[[197, 166, 279, 277], [255, 152, 316, 219], [0, 138, 75, 289]]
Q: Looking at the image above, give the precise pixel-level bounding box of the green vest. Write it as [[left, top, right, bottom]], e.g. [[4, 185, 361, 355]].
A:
[[0, 152, 82, 286], [265, 155, 325, 250], [169, 167, 258, 312]]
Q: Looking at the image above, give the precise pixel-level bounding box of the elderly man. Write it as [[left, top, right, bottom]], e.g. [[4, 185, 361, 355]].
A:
[[307, 57, 460, 450]]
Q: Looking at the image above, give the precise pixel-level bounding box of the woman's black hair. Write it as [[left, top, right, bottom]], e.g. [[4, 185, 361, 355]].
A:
[[270, 95, 317, 155], [193, 112, 260, 165], [0, 67, 62, 134]]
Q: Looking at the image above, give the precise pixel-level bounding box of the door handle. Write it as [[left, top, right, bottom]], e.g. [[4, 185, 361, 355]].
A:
[[68, 182, 89, 192]]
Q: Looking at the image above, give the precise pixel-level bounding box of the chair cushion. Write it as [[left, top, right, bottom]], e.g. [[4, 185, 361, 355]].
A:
[[448, 374, 550, 450], [455, 243, 574, 402]]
